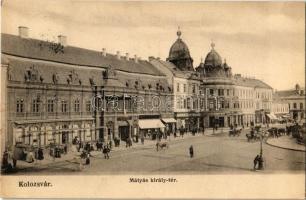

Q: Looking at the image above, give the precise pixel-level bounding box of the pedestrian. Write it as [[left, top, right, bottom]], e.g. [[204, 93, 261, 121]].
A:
[[64, 144, 68, 154], [253, 155, 260, 170], [109, 140, 112, 149], [189, 145, 194, 158], [141, 137, 144, 145], [106, 146, 110, 159], [85, 152, 90, 165], [103, 146, 108, 159], [37, 148, 44, 163], [258, 155, 264, 170]]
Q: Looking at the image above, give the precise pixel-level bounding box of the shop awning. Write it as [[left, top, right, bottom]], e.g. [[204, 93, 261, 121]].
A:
[[138, 119, 165, 129], [282, 114, 291, 118], [266, 114, 278, 120], [161, 118, 177, 123], [117, 120, 129, 127]]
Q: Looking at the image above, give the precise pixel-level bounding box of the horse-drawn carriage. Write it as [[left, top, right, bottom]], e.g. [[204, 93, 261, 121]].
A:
[[246, 132, 261, 142], [156, 141, 169, 151], [229, 128, 242, 137]]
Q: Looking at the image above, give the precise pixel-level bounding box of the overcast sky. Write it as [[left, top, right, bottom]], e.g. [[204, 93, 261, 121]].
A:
[[2, 1, 305, 90]]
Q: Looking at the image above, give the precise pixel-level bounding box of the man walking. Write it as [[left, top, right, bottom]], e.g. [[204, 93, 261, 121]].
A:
[[189, 145, 194, 158]]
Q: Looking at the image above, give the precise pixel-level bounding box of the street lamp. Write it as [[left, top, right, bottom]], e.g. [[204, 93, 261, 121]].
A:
[[258, 128, 265, 170]]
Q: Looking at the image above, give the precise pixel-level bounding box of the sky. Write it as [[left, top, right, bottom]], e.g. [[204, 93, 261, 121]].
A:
[[1, 1, 305, 90]]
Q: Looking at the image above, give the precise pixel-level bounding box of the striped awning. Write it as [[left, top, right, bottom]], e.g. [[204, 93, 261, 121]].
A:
[[161, 118, 177, 123], [266, 114, 278, 120], [138, 119, 165, 129]]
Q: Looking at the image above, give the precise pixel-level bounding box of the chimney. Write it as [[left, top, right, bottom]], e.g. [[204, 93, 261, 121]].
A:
[[58, 35, 67, 46], [148, 56, 155, 62], [18, 26, 29, 38], [102, 48, 106, 56], [116, 51, 121, 60], [134, 54, 138, 63], [125, 53, 129, 61]]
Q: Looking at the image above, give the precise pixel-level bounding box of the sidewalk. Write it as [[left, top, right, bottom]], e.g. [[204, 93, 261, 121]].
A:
[[266, 136, 305, 152]]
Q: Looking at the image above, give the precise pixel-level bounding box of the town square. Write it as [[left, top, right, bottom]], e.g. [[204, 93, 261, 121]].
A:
[[1, 1, 305, 176]]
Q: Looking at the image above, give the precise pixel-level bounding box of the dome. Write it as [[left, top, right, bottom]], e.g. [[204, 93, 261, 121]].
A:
[[168, 39, 192, 61], [168, 28, 192, 61], [204, 42, 222, 67]]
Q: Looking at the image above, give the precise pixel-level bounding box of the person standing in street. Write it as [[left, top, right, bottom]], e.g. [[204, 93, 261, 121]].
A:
[[253, 155, 260, 170], [189, 145, 194, 158]]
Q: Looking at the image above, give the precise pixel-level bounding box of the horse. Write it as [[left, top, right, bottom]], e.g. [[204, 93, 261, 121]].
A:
[[156, 141, 169, 151], [229, 128, 242, 137]]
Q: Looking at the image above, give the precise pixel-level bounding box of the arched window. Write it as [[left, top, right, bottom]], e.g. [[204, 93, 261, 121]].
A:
[[74, 99, 80, 112], [293, 103, 297, 109]]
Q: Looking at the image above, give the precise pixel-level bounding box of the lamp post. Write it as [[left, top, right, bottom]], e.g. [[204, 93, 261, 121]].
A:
[[258, 128, 265, 170]]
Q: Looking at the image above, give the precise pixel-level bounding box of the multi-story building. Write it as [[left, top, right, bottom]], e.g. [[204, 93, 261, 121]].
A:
[[1, 26, 173, 150], [150, 29, 202, 132], [196, 43, 273, 128], [275, 84, 305, 123], [271, 93, 290, 122]]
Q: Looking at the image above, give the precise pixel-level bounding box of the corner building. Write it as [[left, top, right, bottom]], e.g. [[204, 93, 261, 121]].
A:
[[1, 27, 173, 150], [196, 43, 273, 128], [150, 29, 203, 132]]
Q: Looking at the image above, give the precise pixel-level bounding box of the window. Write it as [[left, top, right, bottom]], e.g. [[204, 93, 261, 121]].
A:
[[16, 99, 24, 113], [183, 84, 186, 93], [293, 103, 297, 109], [74, 99, 80, 112], [209, 101, 214, 109], [227, 89, 230, 96], [32, 99, 40, 113], [183, 99, 187, 109], [61, 100, 68, 113], [187, 98, 191, 109], [218, 89, 224, 96], [300, 103, 303, 109], [86, 101, 91, 112], [192, 85, 196, 94], [209, 89, 214, 95], [176, 83, 180, 92], [221, 101, 224, 109], [47, 99, 54, 113]]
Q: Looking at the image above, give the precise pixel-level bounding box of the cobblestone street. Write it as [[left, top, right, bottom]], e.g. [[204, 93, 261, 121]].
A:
[[13, 129, 305, 175]]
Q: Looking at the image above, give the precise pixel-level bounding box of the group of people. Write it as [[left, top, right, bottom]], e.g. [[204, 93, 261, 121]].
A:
[[1, 146, 45, 173], [253, 154, 264, 170]]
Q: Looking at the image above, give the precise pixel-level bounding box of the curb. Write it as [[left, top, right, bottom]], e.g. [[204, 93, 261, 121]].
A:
[[265, 139, 305, 152]]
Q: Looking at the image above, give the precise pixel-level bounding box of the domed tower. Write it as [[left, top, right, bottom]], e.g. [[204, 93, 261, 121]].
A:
[[204, 42, 222, 68], [196, 42, 231, 78], [167, 27, 194, 71]]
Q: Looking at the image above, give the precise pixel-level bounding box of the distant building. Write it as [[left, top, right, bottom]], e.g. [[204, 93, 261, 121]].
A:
[[275, 84, 305, 123]]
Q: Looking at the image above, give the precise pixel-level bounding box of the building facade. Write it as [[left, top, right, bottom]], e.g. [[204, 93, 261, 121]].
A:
[[196, 43, 273, 128], [150, 29, 202, 132], [275, 84, 305, 123], [2, 26, 173, 150]]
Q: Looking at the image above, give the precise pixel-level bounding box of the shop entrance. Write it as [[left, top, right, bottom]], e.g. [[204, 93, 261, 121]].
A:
[[119, 126, 130, 141], [61, 125, 69, 144], [219, 117, 224, 127]]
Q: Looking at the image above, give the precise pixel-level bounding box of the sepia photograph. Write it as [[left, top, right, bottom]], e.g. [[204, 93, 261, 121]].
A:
[[0, 0, 305, 199]]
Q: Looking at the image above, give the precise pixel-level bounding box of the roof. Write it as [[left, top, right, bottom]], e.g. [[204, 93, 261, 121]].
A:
[[204, 49, 222, 67], [275, 88, 305, 97], [152, 59, 200, 80], [1, 33, 164, 76], [234, 76, 273, 89], [168, 38, 192, 61]]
